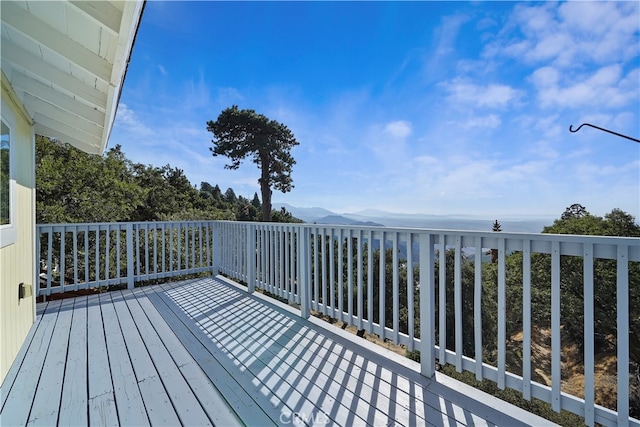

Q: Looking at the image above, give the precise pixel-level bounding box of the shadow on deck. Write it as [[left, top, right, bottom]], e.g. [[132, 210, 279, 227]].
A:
[[1, 276, 556, 426]]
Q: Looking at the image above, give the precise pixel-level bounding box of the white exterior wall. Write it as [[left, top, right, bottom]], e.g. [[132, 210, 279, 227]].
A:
[[0, 79, 36, 384]]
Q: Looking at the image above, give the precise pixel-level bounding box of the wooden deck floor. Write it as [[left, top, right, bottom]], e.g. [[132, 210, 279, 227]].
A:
[[1, 276, 556, 426]]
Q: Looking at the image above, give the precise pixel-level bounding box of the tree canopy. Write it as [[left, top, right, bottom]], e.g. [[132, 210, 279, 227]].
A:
[[35, 136, 300, 224], [207, 106, 299, 221], [544, 203, 640, 236]]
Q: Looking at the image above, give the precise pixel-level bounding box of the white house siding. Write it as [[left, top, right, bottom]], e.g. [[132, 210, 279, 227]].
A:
[[0, 82, 36, 384]]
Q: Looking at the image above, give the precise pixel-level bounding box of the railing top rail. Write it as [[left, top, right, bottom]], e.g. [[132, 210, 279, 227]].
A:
[[216, 220, 640, 262], [214, 219, 640, 242], [36, 220, 218, 228]]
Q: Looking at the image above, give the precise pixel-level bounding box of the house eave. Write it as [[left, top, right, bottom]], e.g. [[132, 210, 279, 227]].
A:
[[1, 0, 145, 155]]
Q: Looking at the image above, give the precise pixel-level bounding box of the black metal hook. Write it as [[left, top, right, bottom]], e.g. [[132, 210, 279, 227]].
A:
[[569, 123, 640, 143]]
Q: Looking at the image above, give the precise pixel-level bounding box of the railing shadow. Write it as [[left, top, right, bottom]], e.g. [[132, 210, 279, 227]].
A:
[[144, 276, 538, 426]]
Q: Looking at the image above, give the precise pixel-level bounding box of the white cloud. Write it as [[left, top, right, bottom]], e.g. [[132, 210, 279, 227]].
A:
[[533, 115, 562, 140], [384, 120, 412, 139], [115, 104, 154, 138], [486, 2, 640, 68], [529, 66, 559, 88], [434, 14, 470, 57], [532, 65, 638, 110], [216, 87, 245, 105], [443, 79, 522, 109], [461, 114, 501, 130]]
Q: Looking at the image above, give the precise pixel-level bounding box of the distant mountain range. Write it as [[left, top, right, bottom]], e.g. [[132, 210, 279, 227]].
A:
[[312, 215, 384, 227], [272, 202, 553, 233]]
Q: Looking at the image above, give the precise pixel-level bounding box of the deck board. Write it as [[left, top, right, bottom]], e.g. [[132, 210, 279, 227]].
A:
[[1, 276, 557, 427], [111, 291, 183, 426], [0, 299, 62, 426], [58, 295, 89, 426], [29, 297, 75, 425], [86, 293, 118, 426], [0, 304, 45, 412], [100, 292, 149, 426]]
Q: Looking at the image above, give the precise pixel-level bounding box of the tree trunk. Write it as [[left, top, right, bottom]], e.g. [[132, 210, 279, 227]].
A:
[[259, 153, 271, 221], [260, 183, 271, 222]]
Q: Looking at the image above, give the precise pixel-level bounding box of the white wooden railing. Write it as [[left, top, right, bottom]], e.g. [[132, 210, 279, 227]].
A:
[[37, 221, 215, 294], [38, 220, 640, 426], [215, 221, 640, 427]]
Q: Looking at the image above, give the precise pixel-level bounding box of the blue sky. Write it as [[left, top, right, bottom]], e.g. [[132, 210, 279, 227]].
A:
[[110, 1, 640, 220]]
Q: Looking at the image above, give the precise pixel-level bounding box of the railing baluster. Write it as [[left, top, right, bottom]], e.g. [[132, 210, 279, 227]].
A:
[[321, 231, 328, 316], [454, 235, 462, 372], [407, 232, 414, 350], [190, 222, 194, 273], [232, 223, 237, 278], [584, 242, 595, 426], [348, 229, 354, 323], [367, 230, 373, 333], [392, 232, 399, 344], [198, 223, 203, 270], [551, 240, 561, 411], [522, 238, 532, 399], [36, 226, 41, 294], [177, 223, 182, 273], [169, 223, 175, 274], [313, 229, 319, 311], [379, 230, 386, 341], [144, 223, 149, 277], [498, 237, 506, 390], [135, 223, 141, 278], [293, 227, 298, 303], [60, 226, 65, 289], [116, 225, 121, 280], [474, 236, 483, 380], [262, 227, 268, 289], [95, 226, 99, 284], [247, 224, 255, 292], [338, 228, 344, 322], [205, 222, 210, 271], [329, 229, 336, 319], [270, 225, 276, 295], [281, 226, 286, 298], [84, 225, 89, 286], [72, 227, 78, 289], [230, 223, 235, 277], [105, 224, 110, 283], [186, 222, 191, 273], [161, 223, 166, 275], [438, 233, 446, 363], [152, 224, 157, 277], [357, 229, 363, 330], [126, 223, 134, 289], [46, 227, 52, 293]]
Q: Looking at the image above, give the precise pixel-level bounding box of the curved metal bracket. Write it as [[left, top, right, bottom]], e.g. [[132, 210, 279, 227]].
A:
[[569, 123, 640, 143]]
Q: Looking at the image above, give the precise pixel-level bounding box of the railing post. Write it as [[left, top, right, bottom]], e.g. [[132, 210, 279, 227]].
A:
[[247, 223, 256, 293], [35, 226, 41, 298], [419, 233, 436, 378], [617, 244, 630, 426], [212, 221, 220, 275], [126, 222, 134, 289], [298, 225, 311, 319]]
